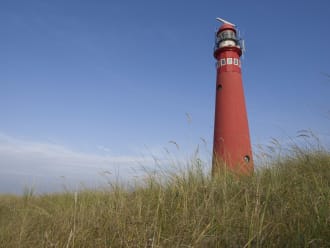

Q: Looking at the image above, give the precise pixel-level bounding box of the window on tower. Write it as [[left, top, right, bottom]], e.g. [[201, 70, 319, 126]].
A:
[[227, 58, 233, 65], [220, 59, 226, 66], [234, 58, 239, 65]]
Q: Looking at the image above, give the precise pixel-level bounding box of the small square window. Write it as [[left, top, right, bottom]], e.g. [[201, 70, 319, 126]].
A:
[[234, 58, 239, 65], [220, 58, 226, 66], [227, 58, 233, 65]]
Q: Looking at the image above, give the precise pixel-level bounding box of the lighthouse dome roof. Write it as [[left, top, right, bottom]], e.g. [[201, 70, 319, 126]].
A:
[[217, 24, 236, 35]]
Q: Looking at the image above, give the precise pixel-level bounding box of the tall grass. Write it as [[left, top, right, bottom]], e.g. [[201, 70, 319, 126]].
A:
[[0, 146, 329, 247]]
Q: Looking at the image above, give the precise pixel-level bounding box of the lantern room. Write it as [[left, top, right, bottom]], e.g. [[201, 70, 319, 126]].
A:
[[214, 23, 242, 56]]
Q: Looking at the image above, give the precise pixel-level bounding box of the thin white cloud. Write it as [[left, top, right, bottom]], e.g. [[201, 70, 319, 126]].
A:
[[0, 133, 153, 165], [97, 145, 112, 153], [0, 133, 154, 194]]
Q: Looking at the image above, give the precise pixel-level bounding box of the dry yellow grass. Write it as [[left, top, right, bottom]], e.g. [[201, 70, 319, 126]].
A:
[[0, 147, 329, 247]]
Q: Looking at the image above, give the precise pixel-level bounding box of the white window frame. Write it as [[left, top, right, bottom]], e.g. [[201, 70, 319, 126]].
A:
[[234, 58, 239, 65], [227, 58, 233, 65], [220, 58, 226, 66]]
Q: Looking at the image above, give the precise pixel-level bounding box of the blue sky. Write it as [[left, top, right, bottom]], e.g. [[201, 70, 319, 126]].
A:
[[1, 0, 330, 194]]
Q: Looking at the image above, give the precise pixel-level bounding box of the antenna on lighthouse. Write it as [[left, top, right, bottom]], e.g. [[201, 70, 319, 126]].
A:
[[241, 39, 246, 53], [216, 17, 236, 27]]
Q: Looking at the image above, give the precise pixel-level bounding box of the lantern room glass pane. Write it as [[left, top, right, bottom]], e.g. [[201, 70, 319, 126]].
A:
[[218, 30, 236, 41]]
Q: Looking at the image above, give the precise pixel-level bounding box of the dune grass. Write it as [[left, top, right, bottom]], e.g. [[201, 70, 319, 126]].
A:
[[0, 147, 329, 247]]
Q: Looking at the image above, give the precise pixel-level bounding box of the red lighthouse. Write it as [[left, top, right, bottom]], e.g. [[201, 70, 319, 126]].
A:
[[212, 18, 253, 175]]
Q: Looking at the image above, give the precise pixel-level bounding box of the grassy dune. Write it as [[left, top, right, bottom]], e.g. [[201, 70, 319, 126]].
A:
[[0, 148, 329, 247]]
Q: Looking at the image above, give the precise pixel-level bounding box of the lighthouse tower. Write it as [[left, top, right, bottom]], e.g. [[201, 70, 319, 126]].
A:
[[212, 18, 253, 175]]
